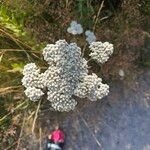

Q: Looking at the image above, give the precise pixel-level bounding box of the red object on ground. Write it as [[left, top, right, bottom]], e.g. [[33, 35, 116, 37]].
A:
[[51, 129, 65, 143]]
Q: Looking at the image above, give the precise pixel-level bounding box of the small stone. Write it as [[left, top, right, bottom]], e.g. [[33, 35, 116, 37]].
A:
[[119, 69, 125, 77]]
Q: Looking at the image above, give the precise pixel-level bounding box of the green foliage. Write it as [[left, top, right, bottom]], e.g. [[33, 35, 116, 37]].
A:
[[0, 3, 46, 50], [107, 0, 115, 10], [75, 0, 119, 28], [76, 0, 94, 27], [0, 3, 45, 93], [0, 5, 26, 37], [139, 36, 150, 67], [140, 0, 150, 15], [11, 62, 25, 73]]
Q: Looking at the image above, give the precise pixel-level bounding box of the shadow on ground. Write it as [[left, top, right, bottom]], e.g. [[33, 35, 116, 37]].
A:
[[21, 70, 150, 150]]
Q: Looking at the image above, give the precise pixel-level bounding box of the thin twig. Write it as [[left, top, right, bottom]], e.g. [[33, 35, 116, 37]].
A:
[[76, 109, 103, 149], [81, 43, 88, 57], [0, 48, 42, 60], [0, 86, 22, 95], [0, 28, 32, 50], [5, 134, 28, 150], [39, 127, 42, 150], [87, 58, 93, 63], [100, 16, 109, 21], [0, 50, 5, 62], [93, 0, 105, 32], [27, 111, 36, 120], [0, 101, 27, 122], [5, 141, 18, 150], [32, 99, 42, 133], [82, 0, 104, 57], [0, 28, 32, 61], [0, 49, 41, 54], [16, 113, 26, 150]]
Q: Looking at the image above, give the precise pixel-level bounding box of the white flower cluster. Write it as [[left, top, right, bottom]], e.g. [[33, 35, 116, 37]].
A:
[[67, 21, 83, 35], [85, 30, 96, 44], [22, 40, 88, 111], [89, 41, 113, 64], [42, 40, 88, 111], [22, 63, 45, 89], [22, 39, 112, 112], [74, 74, 109, 101], [24, 87, 44, 101]]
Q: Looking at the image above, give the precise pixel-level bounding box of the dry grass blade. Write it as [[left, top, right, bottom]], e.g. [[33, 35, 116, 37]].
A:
[[0, 86, 22, 95], [93, 0, 105, 32], [27, 110, 36, 120], [16, 113, 26, 150], [81, 43, 88, 57], [39, 127, 42, 150], [32, 99, 42, 133], [5, 141, 18, 150], [0, 28, 32, 61], [82, 0, 104, 57], [0, 48, 42, 60], [5, 134, 28, 150], [77, 109, 103, 149], [0, 51, 5, 62], [0, 101, 27, 122], [0, 49, 41, 54], [0, 28, 32, 50]]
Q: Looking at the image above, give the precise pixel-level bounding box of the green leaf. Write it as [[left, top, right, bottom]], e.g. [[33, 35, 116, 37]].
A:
[[11, 62, 25, 73]]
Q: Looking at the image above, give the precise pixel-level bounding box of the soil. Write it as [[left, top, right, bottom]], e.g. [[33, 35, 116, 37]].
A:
[[20, 69, 150, 150]]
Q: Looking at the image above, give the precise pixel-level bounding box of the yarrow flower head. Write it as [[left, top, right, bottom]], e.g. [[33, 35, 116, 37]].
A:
[[67, 21, 83, 35], [22, 63, 45, 89], [89, 41, 113, 64], [22, 40, 88, 112], [22, 39, 113, 112], [24, 87, 44, 101], [74, 73, 109, 101], [85, 30, 96, 44]]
